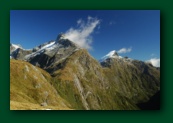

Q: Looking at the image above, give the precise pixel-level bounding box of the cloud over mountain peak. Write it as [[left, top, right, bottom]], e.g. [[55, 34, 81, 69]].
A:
[[65, 16, 100, 50]]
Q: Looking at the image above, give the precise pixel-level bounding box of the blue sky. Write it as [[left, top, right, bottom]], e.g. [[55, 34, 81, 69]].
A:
[[10, 10, 160, 63]]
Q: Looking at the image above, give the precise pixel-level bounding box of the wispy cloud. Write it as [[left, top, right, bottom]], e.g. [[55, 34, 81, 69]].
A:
[[65, 16, 100, 50], [117, 47, 132, 54], [146, 58, 160, 67]]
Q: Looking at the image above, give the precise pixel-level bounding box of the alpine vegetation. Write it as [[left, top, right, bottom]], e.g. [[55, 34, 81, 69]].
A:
[[10, 34, 160, 110]]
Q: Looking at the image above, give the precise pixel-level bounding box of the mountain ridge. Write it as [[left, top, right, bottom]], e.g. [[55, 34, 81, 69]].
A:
[[10, 34, 160, 110]]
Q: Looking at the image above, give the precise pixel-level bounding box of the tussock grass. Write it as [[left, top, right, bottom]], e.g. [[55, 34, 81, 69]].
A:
[[10, 48, 160, 110], [10, 59, 72, 110], [10, 101, 72, 110]]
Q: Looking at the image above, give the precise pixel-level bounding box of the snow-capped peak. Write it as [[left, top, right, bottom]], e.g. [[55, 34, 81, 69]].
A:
[[100, 50, 120, 62], [10, 43, 23, 55], [104, 50, 118, 58], [39, 41, 56, 50], [99, 50, 134, 63], [24, 41, 57, 60], [11, 44, 22, 49]]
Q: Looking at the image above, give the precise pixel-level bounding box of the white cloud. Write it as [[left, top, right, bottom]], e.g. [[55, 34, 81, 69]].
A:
[[77, 19, 82, 25], [64, 16, 100, 50], [146, 58, 160, 67], [117, 47, 132, 54]]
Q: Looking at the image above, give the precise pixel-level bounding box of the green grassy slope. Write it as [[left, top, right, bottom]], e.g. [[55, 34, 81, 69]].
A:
[[10, 59, 72, 110], [51, 49, 152, 110], [10, 49, 160, 110]]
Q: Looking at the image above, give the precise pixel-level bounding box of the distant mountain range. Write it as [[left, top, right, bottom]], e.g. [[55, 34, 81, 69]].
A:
[[10, 34, 160, 110]]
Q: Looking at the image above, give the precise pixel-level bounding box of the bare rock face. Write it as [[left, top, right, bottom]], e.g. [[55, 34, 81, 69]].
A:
[[11, 48, 32, 60], [28, 38, 80, 73], [10, 43, 30, 59], [56, 33, 65, 41], [10, 34, 80, 73]]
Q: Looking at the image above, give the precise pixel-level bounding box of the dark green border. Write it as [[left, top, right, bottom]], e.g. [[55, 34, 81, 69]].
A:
[[0, 0, 173, 123]]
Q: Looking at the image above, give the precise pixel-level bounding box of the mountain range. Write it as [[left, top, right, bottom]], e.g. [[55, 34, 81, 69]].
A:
[[10, 34, 160, 110]]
